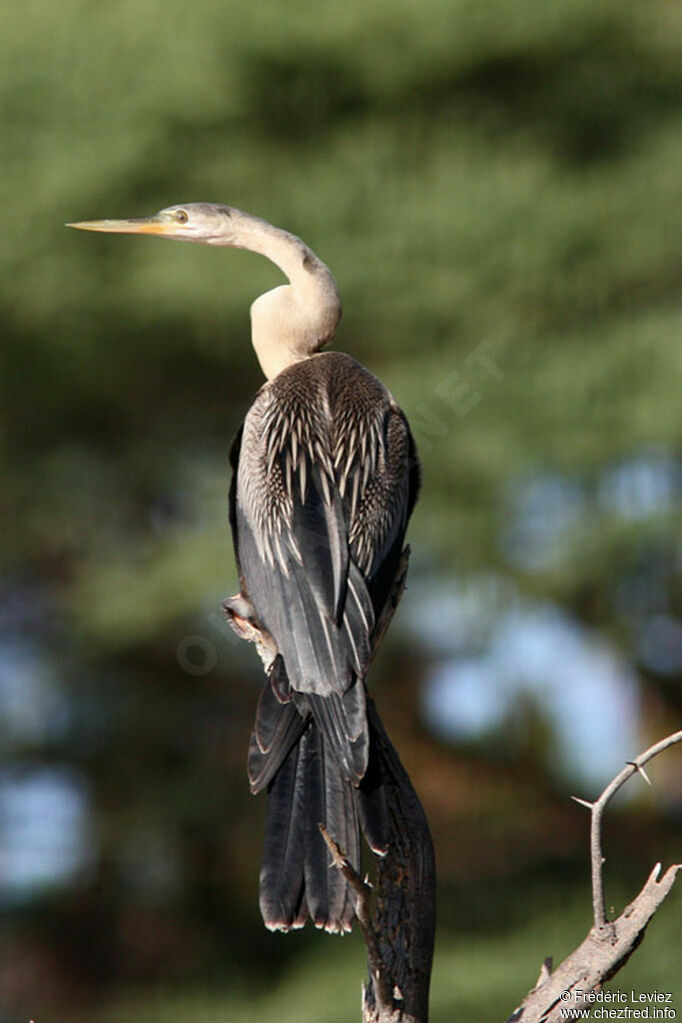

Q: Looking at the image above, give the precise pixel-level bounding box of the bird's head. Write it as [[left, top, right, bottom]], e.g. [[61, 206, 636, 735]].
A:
[[68, 201, 341, 379], [67, 203, 240, 245]]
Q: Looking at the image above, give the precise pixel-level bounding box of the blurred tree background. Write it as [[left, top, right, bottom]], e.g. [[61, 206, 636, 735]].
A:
[[1, 0, 682, 1020]]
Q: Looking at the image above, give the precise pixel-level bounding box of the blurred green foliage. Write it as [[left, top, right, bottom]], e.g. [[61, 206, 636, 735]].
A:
[[4, 0, 682, 608], [1, 0, 681, 1019]]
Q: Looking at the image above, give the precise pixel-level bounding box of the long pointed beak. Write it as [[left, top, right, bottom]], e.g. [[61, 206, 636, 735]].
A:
[[66, 214, 176, 236]]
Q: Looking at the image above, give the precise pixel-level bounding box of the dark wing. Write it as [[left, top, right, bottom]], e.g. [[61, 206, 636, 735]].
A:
[[352, 404, 420, 619], [231, 356, 417, 785], [247, 656, 306, 793], [236, 458, 374, 698], [235, 429, 374, 782]]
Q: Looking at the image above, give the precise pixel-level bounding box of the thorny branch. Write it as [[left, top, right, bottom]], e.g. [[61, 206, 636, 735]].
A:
[[319, 825, 397, 1016], [579, 729, 682, 929], [508, 730, 682, 1023]]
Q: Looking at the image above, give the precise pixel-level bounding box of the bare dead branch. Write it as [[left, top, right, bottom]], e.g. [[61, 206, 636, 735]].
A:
[[322, 546, 435, 1023], [320, 700, 435, 1023], [319, 824, 397, 1016], [360, 700, 436, 1023], [508, 730, 682, 1023], [363, 545, 435, 1022], [586, 730, 682, 929]]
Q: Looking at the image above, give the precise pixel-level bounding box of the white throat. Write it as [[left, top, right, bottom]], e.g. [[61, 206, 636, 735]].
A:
[[245, 223, 342, 380]]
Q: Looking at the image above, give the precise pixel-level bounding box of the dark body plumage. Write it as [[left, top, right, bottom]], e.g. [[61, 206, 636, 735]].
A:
[[230, 350, 419, 932]]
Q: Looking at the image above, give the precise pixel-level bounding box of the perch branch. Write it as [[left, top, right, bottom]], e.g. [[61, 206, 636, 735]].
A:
[[319, 824, 397, 1015], [585, 729, 682, 929], [323, 546, 436, 1022], [508, 730, 682, 1023]]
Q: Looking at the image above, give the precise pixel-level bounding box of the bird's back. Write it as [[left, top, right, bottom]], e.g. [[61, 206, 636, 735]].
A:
[[238, 350, 416, 600]]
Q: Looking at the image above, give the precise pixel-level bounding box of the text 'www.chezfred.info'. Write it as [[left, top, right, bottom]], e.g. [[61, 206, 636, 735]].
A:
[[559, 989, 676, 1020]]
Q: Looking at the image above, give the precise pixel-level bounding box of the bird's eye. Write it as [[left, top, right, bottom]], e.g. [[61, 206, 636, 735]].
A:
[[175, 209, 189, 224]]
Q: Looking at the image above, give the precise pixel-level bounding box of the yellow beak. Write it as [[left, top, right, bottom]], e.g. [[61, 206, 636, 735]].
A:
[[66, 214, 176, 236]]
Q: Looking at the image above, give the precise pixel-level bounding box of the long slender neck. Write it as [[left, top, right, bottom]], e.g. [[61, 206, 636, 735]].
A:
[[221, 210, 342, 380]]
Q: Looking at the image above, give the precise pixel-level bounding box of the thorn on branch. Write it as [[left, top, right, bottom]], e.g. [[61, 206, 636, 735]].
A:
[[626, 761, 652, 786], [571, 796, 594, 810], [319, 823, 372, 903], [534, 956, 553, 988], [318, 823, 396, 1014]]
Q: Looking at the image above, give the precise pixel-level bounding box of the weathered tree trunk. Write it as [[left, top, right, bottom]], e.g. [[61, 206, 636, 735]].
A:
[[322, 699, 436, 1023], [362, 698, 436, 1023]]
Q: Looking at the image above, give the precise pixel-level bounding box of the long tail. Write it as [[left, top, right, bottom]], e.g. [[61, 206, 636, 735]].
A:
[[260, 722, 359, 932], [249, 660, 388, 933]]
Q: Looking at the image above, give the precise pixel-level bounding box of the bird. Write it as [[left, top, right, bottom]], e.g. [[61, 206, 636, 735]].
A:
[[68, 203, 420, 933]]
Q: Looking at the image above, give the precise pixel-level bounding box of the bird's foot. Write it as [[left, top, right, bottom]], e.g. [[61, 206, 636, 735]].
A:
[[222, 594, 277, 672]]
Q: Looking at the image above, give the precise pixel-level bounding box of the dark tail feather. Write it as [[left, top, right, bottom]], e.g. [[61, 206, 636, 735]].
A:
[[248, 658, 307, 794], [255, 673, 389, 932], [259, 722, 361, 934], [357, 719, 390, 855], [306, 682, 368, 784], [302, 724, 359, 931], [259, 734, 308, 930]]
